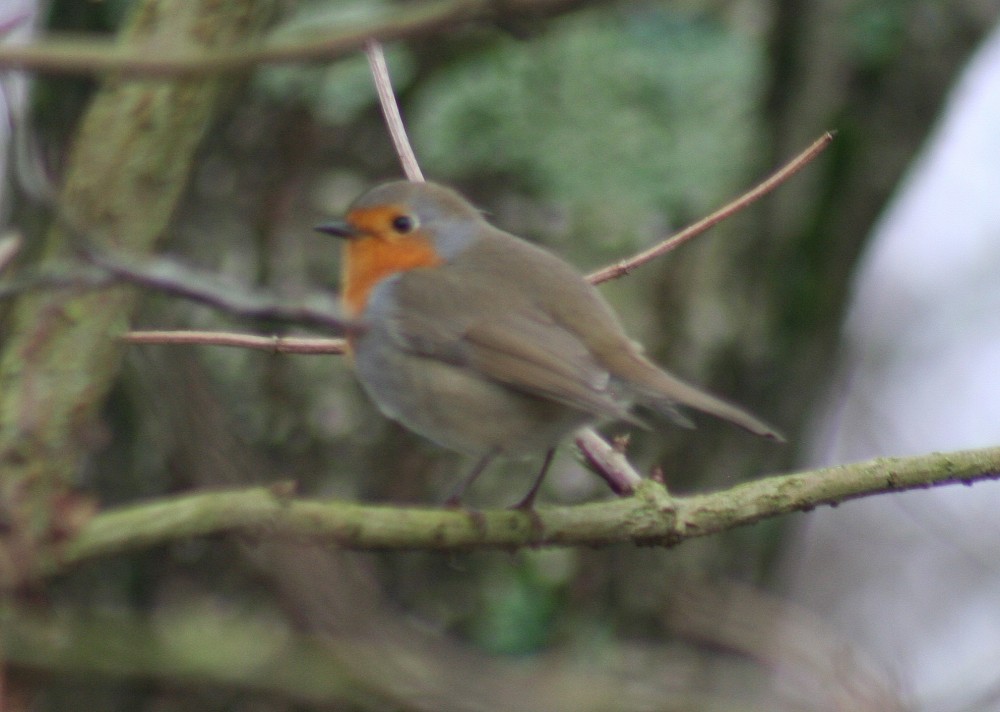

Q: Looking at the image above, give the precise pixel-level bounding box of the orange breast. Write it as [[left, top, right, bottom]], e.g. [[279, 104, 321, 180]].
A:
[[341, 233, 443, 317]]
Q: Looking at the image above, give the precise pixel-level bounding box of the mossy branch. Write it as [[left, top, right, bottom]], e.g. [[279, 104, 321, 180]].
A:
[[0, 0, 279, 584], [36, 445, 1000, 579]]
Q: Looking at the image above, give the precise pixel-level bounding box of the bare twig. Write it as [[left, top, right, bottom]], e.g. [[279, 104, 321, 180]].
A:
[[125, 330, 346, 354], [587, 132, 834, 284], [574, 427, 643, 494], [80, 249, 358, 334], [0, 261, 356, 343], [365, 40, 423, 182]]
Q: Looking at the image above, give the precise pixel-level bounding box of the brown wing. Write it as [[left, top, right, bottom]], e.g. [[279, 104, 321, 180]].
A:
[[451, 229, 782, 440], [373, 267, 637, 423]]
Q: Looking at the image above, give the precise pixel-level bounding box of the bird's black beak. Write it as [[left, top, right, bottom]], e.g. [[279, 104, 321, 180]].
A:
[[314, 219, 359, 239]]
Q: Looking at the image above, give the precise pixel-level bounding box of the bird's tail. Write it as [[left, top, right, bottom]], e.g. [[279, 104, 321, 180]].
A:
[[625, 354, 785, 441]]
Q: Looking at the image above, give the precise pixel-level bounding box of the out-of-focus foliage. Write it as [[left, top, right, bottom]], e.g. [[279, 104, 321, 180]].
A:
[[411, 9, 764, 254], [845, 0, 910, 69], [467, 549, 571, 655], [258, 1, 416, 123], [6, 0, 999, 708]]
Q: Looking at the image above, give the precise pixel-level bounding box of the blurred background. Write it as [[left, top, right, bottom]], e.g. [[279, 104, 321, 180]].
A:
[[2, 0, 1000, 709]]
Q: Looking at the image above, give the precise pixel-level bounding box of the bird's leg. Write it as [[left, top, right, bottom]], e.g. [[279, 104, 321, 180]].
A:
[[444, 450, 497, 507], [510, 448, 556, 511]]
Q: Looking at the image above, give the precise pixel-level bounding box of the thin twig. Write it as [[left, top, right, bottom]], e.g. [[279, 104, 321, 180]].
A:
[[575, 428, 643, 494], [0, 256, 358, 334], [125, 331, 347, 354], [365, 40, 423, 182], [80, 249, 358, 334], [587, 132, 834, 285]]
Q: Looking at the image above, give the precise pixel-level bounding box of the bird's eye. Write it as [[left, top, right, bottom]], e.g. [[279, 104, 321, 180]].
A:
[[391, 215, 415, 233]]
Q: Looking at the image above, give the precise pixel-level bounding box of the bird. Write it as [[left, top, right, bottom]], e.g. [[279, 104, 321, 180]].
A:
[[316, 180, 782, 507]]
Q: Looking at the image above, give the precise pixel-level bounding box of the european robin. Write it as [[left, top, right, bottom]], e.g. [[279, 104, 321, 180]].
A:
[[317, 181, 782, 506]]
